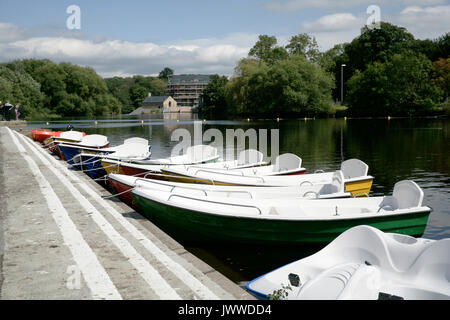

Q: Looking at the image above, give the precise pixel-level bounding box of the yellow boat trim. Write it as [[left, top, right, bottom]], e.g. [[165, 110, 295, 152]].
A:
[[344, 177, 374, 197], [101, 160, 124, 175], [163, 170, 375, 194]]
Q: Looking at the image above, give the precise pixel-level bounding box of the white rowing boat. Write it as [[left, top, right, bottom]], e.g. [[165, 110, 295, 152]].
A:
[[107, 170, 351, 205], [132, 144, 219, 165], [129, 180, 431, 245], [171, 153, 306, 176], [161, 159, 374, 197]]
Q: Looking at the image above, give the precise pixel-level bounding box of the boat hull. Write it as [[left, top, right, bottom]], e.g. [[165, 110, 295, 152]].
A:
[[108, 175, 137, 209], [59, 144, 110, 165], [78, 155, 107, 180], [101, 160, 125, 175], [275, 169, 306, 175], [32, 130, 62, 143], [131, 192, 430, 245]]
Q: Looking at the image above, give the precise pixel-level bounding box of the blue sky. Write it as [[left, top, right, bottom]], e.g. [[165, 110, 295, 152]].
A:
[[0, 0, 335, 41], [0, 0, 449, 77]]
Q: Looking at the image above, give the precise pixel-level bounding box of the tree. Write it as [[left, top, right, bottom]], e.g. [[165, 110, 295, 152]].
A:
[[158, 67, 174, 81], [286, 33, 320, 63], [0, 59, 122, 119], [129, 86, 148, 109], [200, 74, 229, 115], [346, 22, 415, 72], [249, 35, 288, 64], [328, 22, 417, 101], [436, 32, 450, 59], [319, 44, 345, 73], [433, 57, 450, 100], [227, 54, 334, 116], [347, 52, 441, 116]]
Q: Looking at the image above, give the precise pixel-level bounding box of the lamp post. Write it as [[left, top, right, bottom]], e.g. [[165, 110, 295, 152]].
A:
[[341, 64, 346, 104]]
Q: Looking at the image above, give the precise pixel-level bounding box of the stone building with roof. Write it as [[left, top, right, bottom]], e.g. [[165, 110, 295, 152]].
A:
[[166, 74, 212, 110], [129, 93, 177, 115]]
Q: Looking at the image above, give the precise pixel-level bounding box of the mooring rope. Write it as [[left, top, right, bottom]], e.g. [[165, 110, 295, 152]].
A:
[[102, 187, 135, 199], [80, 163, 118, 173]]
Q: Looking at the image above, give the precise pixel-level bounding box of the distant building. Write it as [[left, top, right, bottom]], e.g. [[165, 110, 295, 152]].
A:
[[129, 93, 177, 115], [167, 74, 212, 110]]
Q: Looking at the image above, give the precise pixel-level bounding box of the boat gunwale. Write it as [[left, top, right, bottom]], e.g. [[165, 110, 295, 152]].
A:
[[131, 187, 431, 223], [161, 167, 373, 187]]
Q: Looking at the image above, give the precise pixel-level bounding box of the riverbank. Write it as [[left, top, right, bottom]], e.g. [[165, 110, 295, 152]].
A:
[[0, 126, 253, 300]]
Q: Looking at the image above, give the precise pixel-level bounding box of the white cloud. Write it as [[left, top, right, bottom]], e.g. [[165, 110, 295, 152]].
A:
[[298, 13, 365, 50], [394, 5, 450, 39], [263, 0, 447, 12], [296, 4, 450, 50], [0, 29, 253, 77], [0, 23, 29, 43], [301, 13, 364, 32]]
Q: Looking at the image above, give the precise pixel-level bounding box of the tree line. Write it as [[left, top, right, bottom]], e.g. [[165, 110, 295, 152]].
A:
[[0, 59, 122, 120], [200, 22, 449, 118], [104, 67, 172, 114], [0, 59, 174, 120]]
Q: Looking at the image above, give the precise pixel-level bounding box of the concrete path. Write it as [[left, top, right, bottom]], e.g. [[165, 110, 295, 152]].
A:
[[0, 126, 253, 300]]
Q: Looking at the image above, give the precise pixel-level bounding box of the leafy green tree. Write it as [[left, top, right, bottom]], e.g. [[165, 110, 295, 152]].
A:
[[227, 58, 268, 114], [433, 57, 450, 100], [200, 74, 229, 115], [286, 33, 321, 63], [346, 22, 415, 72], [249, 35, 288, 64], [436, 32, 450, 59], [158, 67, 174, 81], [105, 75, 167, 113], [329, 22, 419, 102], [227, 54, 334, 116], [0, 63, 45, 118], [347, 52, 441, 116], [129, 86, 148, 108]]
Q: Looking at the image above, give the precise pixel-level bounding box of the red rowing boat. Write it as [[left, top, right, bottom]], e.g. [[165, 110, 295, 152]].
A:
[[32, 129, 86, 143], [31, 130, 63, 143]]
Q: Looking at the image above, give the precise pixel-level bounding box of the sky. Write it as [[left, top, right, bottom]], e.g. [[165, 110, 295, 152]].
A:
[[0, 0, 449, 77]]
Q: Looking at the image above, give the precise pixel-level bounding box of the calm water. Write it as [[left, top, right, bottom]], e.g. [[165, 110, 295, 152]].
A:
[[28, 114, 450, 285]]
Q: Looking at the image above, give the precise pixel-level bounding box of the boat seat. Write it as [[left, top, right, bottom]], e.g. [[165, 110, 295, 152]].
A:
[[186, 144, 218, 161], [237, 149, 263, 166], [59, 131, 84, 141], [79, 134, 108, 147], [273, 153, 302, 172], [378, 180, 424, 212], [341, 159, 368, 179], [317, 171, 345, 195], [112, 143, 150, 158], [124, 137, 149, 146]]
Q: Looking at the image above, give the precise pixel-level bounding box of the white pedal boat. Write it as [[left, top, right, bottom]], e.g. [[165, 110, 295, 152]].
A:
[[246, 225, 449, 300]]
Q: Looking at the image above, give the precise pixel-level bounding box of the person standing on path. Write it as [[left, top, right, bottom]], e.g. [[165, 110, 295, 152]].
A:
[[0, 101, 4, 121], [14, 103, 21, 121], [4, 101, 13, 121]]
